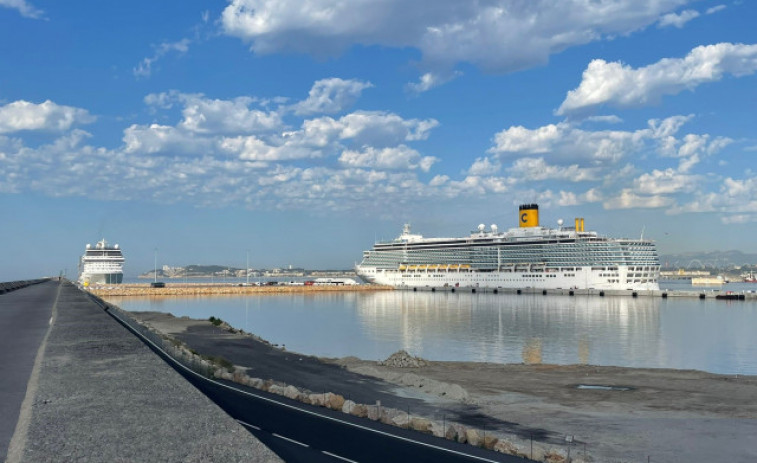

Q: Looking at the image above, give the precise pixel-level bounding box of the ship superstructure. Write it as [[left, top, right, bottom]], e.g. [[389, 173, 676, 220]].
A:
[[356, 204, 660, 291], [78, 239, 124, 285]]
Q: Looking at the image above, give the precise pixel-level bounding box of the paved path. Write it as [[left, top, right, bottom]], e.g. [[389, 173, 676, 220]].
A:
[[3, 280, 281, 462], [0, 280, 56, 461]]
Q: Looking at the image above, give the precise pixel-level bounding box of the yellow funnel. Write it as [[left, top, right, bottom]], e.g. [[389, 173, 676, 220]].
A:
[[519, 204, 539, 228]]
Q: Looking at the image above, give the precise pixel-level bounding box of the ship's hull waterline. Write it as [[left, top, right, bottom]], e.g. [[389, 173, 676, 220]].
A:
[[356, 266, 659, 291], [356, 204, 661, 292]]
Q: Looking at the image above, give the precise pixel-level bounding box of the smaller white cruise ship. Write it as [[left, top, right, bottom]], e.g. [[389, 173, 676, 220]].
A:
[[78, 239, 124, 285]]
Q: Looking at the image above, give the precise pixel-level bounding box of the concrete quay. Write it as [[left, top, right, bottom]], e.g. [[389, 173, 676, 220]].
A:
[[398, 285, 757, 299], [2, 280, 281, 463], [90, 282, 393, 297]]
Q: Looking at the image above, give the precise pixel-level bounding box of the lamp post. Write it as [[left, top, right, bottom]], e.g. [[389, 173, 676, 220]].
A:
[[154, 248, 157, 283], [246, 249, 250, 285]]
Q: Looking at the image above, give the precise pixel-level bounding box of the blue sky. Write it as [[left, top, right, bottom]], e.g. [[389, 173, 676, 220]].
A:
[[1, 0, 756, 279]]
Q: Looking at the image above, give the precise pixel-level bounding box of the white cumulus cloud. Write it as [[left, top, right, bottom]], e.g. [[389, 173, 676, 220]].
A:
[[406, 71, 462, 94], [123, 124, 212, 155], [508, 157, 599, 182], [657, 9, 699, 28], [292, 78, 373, 115], [0, 100, 94, 134], [178, 95, 282, 134], [0, 0, 43, 18], [221, 0, 690, 79], [339, 145, 437, 171], [558, 43, 757, 116], [603, 189, 675, 209], [633, 168, 701, 195], [134, 38, 191, 78]]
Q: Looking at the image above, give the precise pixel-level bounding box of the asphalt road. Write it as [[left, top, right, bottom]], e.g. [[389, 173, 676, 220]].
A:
[[0, 280, 57, 461], [106, 306, 528, 463], [170, 320, 551, 439]]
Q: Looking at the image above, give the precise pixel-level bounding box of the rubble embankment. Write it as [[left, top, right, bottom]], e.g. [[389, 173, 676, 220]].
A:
[[89, 283, 393, 297]]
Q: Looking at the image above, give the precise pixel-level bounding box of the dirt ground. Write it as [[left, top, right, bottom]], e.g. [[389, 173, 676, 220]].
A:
[[329, 359, 757, 462], [129, 311, 757, 463]]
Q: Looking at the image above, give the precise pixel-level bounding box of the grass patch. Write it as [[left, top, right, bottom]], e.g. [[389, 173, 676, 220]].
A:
[[202, 354, 234, 372]]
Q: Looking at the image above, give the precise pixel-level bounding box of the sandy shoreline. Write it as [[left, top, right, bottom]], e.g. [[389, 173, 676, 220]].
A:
[[128, 310, 757, 462]]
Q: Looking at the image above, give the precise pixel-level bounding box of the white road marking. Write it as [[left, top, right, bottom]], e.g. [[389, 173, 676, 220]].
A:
[[322, 450, 359, 463], [272, 433, 310, 447], [104, 307, 503, 463], [236, 419, 261, 431]]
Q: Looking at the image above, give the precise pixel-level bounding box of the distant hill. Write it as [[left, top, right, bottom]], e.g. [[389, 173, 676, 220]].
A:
[[139, 264, 355, 278], [184, 265, 239, 274], [660, 250, 757, 269]]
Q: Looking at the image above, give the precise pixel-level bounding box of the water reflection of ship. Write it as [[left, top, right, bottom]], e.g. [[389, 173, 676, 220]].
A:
[[354, 291, 660, 364], [522, 338, 542, 364]]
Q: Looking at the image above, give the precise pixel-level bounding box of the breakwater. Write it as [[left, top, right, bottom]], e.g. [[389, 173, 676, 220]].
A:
[[0, 278, 49, 294], [89, 283, 393, 297]]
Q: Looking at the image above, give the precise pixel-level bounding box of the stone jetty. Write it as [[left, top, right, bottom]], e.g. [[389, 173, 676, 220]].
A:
[[89, 283, 393, 297]]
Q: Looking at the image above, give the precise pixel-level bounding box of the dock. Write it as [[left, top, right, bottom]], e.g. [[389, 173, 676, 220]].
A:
[[88, 283, 393, 297], [396, 285, 757, 300]]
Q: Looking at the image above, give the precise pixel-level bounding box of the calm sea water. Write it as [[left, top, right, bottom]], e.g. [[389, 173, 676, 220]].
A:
[[106, 281, 757, 375]]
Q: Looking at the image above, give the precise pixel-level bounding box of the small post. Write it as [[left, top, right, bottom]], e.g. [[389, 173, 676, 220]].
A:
[[530, 433, 533, 459]]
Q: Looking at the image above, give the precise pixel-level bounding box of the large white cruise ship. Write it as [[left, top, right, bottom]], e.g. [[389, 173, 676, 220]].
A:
[[78, 239, 125, 286], [356, 204, 660, 291]]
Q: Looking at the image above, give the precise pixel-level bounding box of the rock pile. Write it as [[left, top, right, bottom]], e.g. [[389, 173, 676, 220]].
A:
[[379, 350, 428, 368]]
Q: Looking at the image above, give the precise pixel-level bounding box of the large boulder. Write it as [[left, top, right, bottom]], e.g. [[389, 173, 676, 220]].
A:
[[447, 424, 467, 443], [409, 417, 433, 434], [483, 435, 498, 450], [350, 403, 369, 418], [326, 393, 345, 411], [366, 404, 381, 421], [379, 407, 403, 425], [283, 385, 301, 400], [465, 428, 481, 447], [308, 393, 326, 407], [341, 400, 357, 414], [494, 439, 534, 459], [268, 384, 286, 396], [391, 413, 410, 428]]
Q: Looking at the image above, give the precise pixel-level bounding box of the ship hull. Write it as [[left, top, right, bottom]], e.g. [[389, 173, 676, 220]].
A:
[[79, 272, 123, 285], [356, 265, 660, 291]]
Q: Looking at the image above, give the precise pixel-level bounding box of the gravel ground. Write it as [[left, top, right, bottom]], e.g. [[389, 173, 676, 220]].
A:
[[128, 310, 757, 463], [14, 282, 281, 463]]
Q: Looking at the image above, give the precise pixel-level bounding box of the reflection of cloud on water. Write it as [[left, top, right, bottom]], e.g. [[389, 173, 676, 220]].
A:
[[355, 292, 661, 366]]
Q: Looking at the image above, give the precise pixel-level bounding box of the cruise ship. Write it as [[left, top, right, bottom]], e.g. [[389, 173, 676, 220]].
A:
[[356, 204, 660, 291], [78, 239, 125, 286]]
